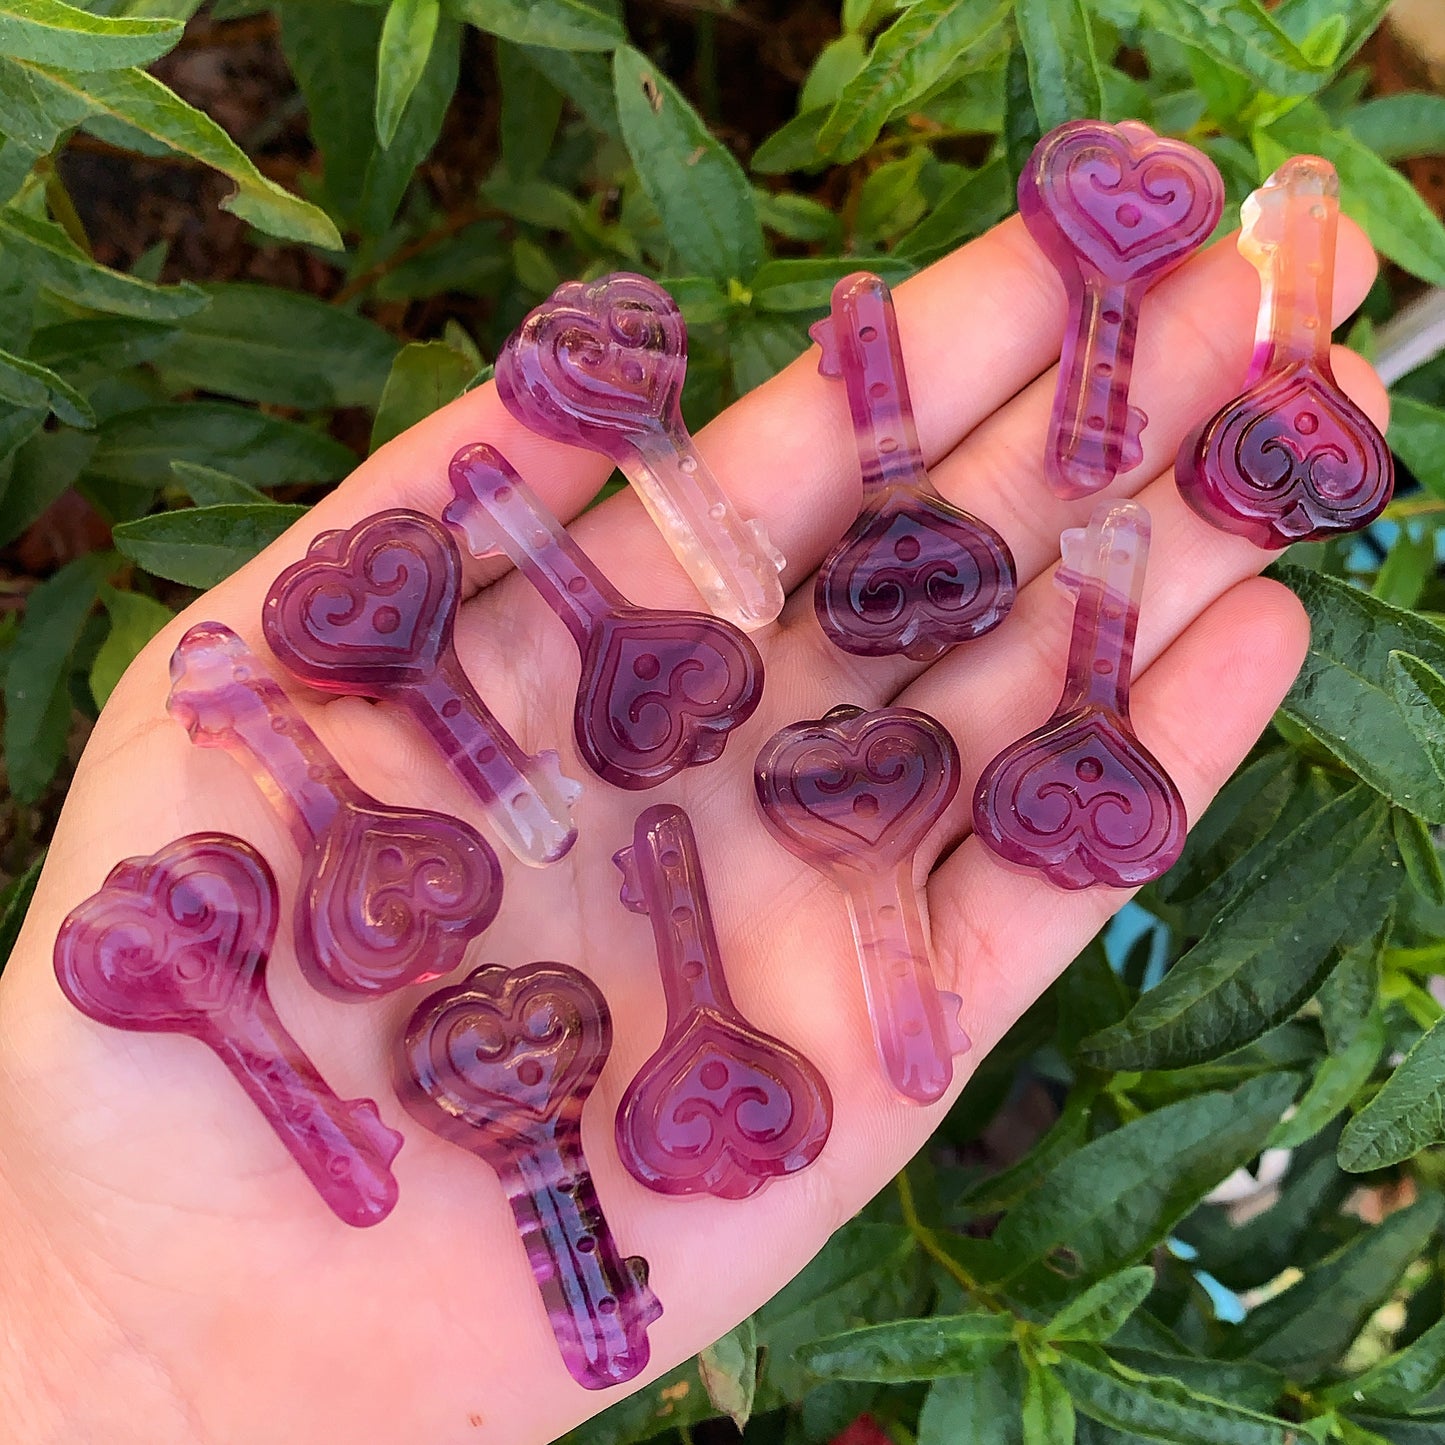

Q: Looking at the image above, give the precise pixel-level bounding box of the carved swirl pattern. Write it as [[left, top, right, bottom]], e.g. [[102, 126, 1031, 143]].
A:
[[578, 612, 763, 788], [1030, 120, 1224, 280], [54, 833, 275, 1030], [304, 810, 503, 995], [816, 493, 1017, 661], [755, 706, 961, 873], [1180, 365, 1393, 548], [973, 711, 1186, 890], [496, 273, 687, 451], [263, 510, 459, 690]]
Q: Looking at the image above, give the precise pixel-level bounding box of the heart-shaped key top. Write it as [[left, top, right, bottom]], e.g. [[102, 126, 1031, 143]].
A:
[[263, 508, 580, 866], [613, 804, 832, 1198], [167, 622, 502, 996], [54, 833, 403, 1226], [1020, 120, 1224, 499], [973, 500, 1186, 889], [396, 961, 662, 1390], [445, 444, 764, 790], [1177, 155, 1392, 547], [810, 271, 1016, 661], [754, 706, 969, 1105], [495, 272, 786, 631]]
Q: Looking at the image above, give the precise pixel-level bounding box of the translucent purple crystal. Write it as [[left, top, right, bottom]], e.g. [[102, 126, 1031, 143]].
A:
[[1019, 119, 1224, 498], [613, 804, 832, 1198], [167, 622, 502, 996], [972, 501, 1186, 889], [262, 507, 580, 867], [810, 271, 1016, 661], [754, 706, 969, 1105], [396, 961, 661, 1390], [445, 444, 764, 790], [54, 832, 402, 1226]]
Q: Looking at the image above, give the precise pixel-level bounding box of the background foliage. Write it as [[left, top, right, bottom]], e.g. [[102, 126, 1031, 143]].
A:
[[5, 1, 1445, 1442]]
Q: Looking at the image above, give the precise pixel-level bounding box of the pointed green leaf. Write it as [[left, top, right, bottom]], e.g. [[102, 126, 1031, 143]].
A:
[[1324, 1313, 1445, 1413], [749, 255, 914, 313], [1394, 807, 1445, 906], [375, 0, 439, 147], [1046, 1268, 1156, 1344], [1388, 393, 1445, 501], [799, 1312, 1015, 1384], [1268, 1008, 1385, 1149], [893, 156, 1013, 266], [89, 585, 172, 707], [113, 502, 308, 588], [1015, 0, 1102, 131], [30, 316, 176, 376], [168, 460, 265, 507], [919, 1355, 1026, 1445], [0, 0, 179, 71], [443, 0, 621, 50], [496, 40, 564, 179], [1339, 1016, 1445, 1170], [1023, 1357, 1076, 1445], [370, 339, 474, 451], [613, 45, 763, 280], [1140, 0, 1336, 95], [1347, 93, 1445, 162], [696, 1316, 758, 1432], [0, 344, 93, 427]]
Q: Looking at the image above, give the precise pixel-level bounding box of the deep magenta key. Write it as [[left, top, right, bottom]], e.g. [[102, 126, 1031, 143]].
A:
[[54, 833, 402, 1226], [262, 508, 580, 867], [754, 706, 969, 1106], [495, 272, 785, 631], [167, 622, 502, 997], [445, 444, 764, 790], [1020, 119, 1224, 498], [810, 271, 1016, 661], [396, 961, 661, 1390], [613, 804, 832, 1198], [1177, 155, 1392, 547], [972, 500, 1186, 889]]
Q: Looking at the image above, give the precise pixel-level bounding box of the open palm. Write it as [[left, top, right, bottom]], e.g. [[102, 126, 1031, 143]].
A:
[[0, 211, 1386, 1445]]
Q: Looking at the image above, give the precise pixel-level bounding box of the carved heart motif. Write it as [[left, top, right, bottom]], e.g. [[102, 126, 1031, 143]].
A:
[[398, 962, 611, 1159], [1180, 363, 1393, 549], [816, 491, 1017, 662], [755, 706, 961, 872], [496, 274, 687, 454], [616, 1007, 832, 1199], [301, 807, 502, 996], [577, 611, 764, 788], [973, 709, 1185, 889], [54, 833, 275, 1032], [1026, 120, 1223, 281], [264, 510, 459, 691]]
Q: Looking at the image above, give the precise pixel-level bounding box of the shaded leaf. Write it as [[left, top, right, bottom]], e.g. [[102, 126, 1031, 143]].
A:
[[1347, 93, 1445, 162], [1389, 394, 1445, 500], [1015, 0, 1102, 132], [1394, 808, 1445, 907], [1324, 1313, 1445, 1414], [1141, 0, 1336, 95], [919, 1354, 1026, 1445], [799, 1312, 1014, 1384], [893, 156, 1013, 266], [1269, 1009, 1386, 1149], [0, 344, 93, 427], [88, 584, 171, 707], [29, 316, 175, 376], [0, 851, 44, 973], [444, 0, 621, 50], [168, 460, 266, 507], [113, 502, 308, 587], [1340, 1015, 1445, 1171], [370, 339, 474, 451], [749, 255, 913, 313]]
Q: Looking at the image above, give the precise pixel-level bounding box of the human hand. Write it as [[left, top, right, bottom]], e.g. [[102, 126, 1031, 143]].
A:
[[0, 209, 1385, 1445]]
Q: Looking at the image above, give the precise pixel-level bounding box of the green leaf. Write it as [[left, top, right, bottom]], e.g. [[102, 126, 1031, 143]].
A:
[[1268, 1009, 1386, 1149], [0, 851, 44, 973], [375, 0, 439, 147], [0, 0, 179, 70], [370, 339, 474, 451], [1226, 1197, 1445, 1379], [0, 344, 93, 427], [514, 44, 618, 136], [168, 460, 266, 507], [613, 45, 763, 280], [1023, 1357, 1076, 1445], [919, 1355, 1025, 1445], [1046, 1268, 1156, 1344], [1325, 1314, 1445, 1413], [751, 106, 833, 175], [159, 284, 398, 409], [443, 0, 621, 50], [1277, 564, 1445, 821], [1394, 808, 1445, 907], [1347, 94, 1445, 162], [1015, 0, 1102, 131], [976, 1074, 1298, 1304], [1320, 907, 1389, 1053], [1059, 1346, 1295, 1445], [749, 256, 914, 313], [1140, 0, 1335, 95], [730, 313, 809, 397], [1375, 527, 1435, 610], [86, 402, 354, 488], [0, 207, 205, 320], [961, 1087, 1097, 1215], [799, 1312, 1015, 1384], [29, 316, 175, 376], [88, 584, 172, 708], [3, 552, 110, 802], [819, 0, 1012, 162], [0, 425, 96, 548], [1389, 651, 1445, 810], [696, 1316, 758, 1432], [1388, 394, 1445, 500], [854, 150, 928, 243], [894, 157, 1013, 266], [1339, 1016, 1445, 1170], [1104, 1349, 1286, 1413], [1004, 40, 1042, 192], [1260, 104, 1445, 288], [112, 502, 307, 588], [496, 41, 563, 178], [1080, 786, 1395, 1069]]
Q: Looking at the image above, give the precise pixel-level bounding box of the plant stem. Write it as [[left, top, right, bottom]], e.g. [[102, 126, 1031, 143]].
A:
[[893, 1168, 1002, 1309]]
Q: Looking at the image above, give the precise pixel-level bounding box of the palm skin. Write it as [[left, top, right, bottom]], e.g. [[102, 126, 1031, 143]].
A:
[[0, 212, 1387, 1445]]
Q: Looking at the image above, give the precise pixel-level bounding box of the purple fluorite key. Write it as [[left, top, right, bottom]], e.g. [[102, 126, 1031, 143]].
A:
[[445, 444, 764, 790], [396, 962, 661, 1390], [1019, 120, 1224, 498], [810, 271, 1016, 661], [167, 622, 502, 996], [754, 706, 969, 1105], [263, 508, 580, 866], [613, 804, 833, 1199], [54, 833, 402, 1226], [972, 500, 1186, 889]]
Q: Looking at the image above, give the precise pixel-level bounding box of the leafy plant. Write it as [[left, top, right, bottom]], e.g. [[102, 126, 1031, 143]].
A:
[[5, 1, 1445, 1442]]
